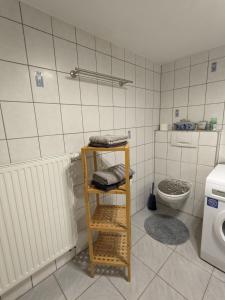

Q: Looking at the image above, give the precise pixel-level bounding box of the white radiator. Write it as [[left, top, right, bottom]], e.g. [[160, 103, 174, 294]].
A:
[[0, 155, 78, 295]]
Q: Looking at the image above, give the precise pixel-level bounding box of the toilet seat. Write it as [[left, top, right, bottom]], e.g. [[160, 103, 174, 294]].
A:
[[157, 179, 191, 206]]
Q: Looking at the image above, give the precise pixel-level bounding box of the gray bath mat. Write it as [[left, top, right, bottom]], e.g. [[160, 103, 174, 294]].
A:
[[144, 214, 189, 245]]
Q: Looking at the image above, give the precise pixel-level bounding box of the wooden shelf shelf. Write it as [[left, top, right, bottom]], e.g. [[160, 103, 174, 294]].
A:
[[90, 205, 127, 232], [93, 232, 128, 266], [81, 143, 131, 281], [82, 144, 129, 152], [88, 184, 127, 195]]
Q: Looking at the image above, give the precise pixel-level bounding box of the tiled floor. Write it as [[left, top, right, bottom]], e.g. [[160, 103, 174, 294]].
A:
[[18, 204, 225, 300]]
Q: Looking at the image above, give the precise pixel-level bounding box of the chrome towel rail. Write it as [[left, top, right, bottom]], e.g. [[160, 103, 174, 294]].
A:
[[70, 67, 133, 86]]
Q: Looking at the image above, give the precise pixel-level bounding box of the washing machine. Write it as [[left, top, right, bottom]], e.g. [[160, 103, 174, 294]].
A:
[[201, 164, 225, 272]]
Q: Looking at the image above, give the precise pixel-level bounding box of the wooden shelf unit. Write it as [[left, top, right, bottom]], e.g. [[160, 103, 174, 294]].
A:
[[81, 144, 131, 281]]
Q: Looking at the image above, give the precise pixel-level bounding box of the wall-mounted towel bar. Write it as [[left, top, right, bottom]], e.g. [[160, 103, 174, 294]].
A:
[[70, 67, 133, 86]]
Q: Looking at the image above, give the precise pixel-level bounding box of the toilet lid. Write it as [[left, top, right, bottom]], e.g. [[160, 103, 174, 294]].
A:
[[158, 179, 190, 195]]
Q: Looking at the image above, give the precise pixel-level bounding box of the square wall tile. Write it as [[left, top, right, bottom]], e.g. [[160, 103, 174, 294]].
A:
[[154, 91, 160, 108], [199, 132, 218, 146], [125, 49, 135, 64], [30, 67, 59, 103], [52, 18, 75, 42], [136, 108, 145, 127], [8, 137, 40, 163], [54, 37, 77, 72], [206, 81, 225, 104], [135, 54, 145, 67], [146, 70, 154, 90], [175, 67, 189, 88], [167, 144, 182, 161], [64, 133, 84, 153], [136, 88, 145, 108], [126, 108, 136, 128], [58, 73, 80, 104], [35, 103, 62, 135], [96, 52, 111, 75], [112, 44, 124, 60], [162, 62, 174, 72], [161, 91, 173, 108], [191, 51, 209, 65], [155, 158, 166, 174], [136, 66, 145, 88], [2, 102, 37, 138], [194, 183, 205, 217], [1, 277, 32, 300], [160, 108, 172, 124], [114, 107, 125, 129], [25, 27, 55, 69], [154, 73, 161, 91], [99, 106, 114, 130], [204, 103, 224, 124], [190, 62, 208, 85], [95, 37, 111, 55], [175, 56, 190, 69], [174, 88, 188, 107], [167, 159, 181, 180], [181, 147, 198, 163], [188, 105, 204, 123], [76, 28, 95, 49], [77, 45, 96, 71], [0, 0, 21, 22], [181, 162, 196, 181], [113, 87, 126, 107], [82, 106, 100, 132], [155, 142, 167, 159], [125, 62, 135, 84], [0, 61, 32, 102], [189, 85, 206, 106], [208, 57, 225, 82], [40, 135, 64, 157], [161, 71, 174, 91], [198, 146, 216, 166], [112, 58, 124, 78], [136, 127, 145, 146], [98, 85, 113, 106], [145, 109, 153, 126], [80, 81, 98, 105], [0, 18, 26, 63], [61, 105, 83, 133], [21, 3, 52, 33], [145, 90, 154, 108], [0, 140, 10, 165], [155, 131, 168, 143], [126, 86, 136, 107]]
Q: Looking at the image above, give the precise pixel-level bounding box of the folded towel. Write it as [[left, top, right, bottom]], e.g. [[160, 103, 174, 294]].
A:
[[89, 135, 128, 145], [89, 141, 127, 148], [92, 164, 134, 186], [91, 178, 131, 191]]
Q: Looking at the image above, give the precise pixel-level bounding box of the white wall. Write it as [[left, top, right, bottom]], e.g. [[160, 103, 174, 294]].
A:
[[160, 48, 225, 163]]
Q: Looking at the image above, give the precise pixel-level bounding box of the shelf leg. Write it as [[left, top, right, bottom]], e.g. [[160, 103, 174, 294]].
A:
[[89, 263, 95, 278]]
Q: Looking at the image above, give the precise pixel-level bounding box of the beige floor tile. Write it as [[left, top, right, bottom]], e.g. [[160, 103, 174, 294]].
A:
[[139, 275, 185, 300], [131, 224, 145, 246], [203, 275, 225, 300], [159, 252, 211, 300]]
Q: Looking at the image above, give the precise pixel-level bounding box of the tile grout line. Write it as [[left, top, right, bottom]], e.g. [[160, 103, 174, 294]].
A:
[[19, 1, 42, 160]]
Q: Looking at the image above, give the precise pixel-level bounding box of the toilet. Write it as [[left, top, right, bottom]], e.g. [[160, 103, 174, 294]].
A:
[[157, 179, 191, 208]]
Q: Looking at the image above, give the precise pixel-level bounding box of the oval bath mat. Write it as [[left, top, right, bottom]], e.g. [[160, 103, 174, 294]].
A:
[[144, 214, 189, 245]]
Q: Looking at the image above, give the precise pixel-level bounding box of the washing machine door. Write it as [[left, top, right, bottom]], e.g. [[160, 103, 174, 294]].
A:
[[214, 210, 225, 245]]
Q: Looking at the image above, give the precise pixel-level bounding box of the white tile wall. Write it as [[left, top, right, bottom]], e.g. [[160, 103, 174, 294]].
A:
[[154, 130, 219, 216]]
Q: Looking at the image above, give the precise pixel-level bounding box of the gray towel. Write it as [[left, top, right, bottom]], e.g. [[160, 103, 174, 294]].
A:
[[93, 164, 134, 185], [89, 135, 128, 145]]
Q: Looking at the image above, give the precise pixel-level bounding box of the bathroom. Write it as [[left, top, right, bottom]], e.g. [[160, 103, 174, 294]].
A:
[[0, 0, 225, 299]]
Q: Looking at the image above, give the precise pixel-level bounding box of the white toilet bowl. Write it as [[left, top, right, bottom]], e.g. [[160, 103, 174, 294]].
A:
[[157, 179, 191, 208]]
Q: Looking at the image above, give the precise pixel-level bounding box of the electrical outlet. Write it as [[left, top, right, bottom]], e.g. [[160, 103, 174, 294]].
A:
[[35, 71, 44, 87], [211, 62, 217, 72], [175, 109, 179, 118]]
